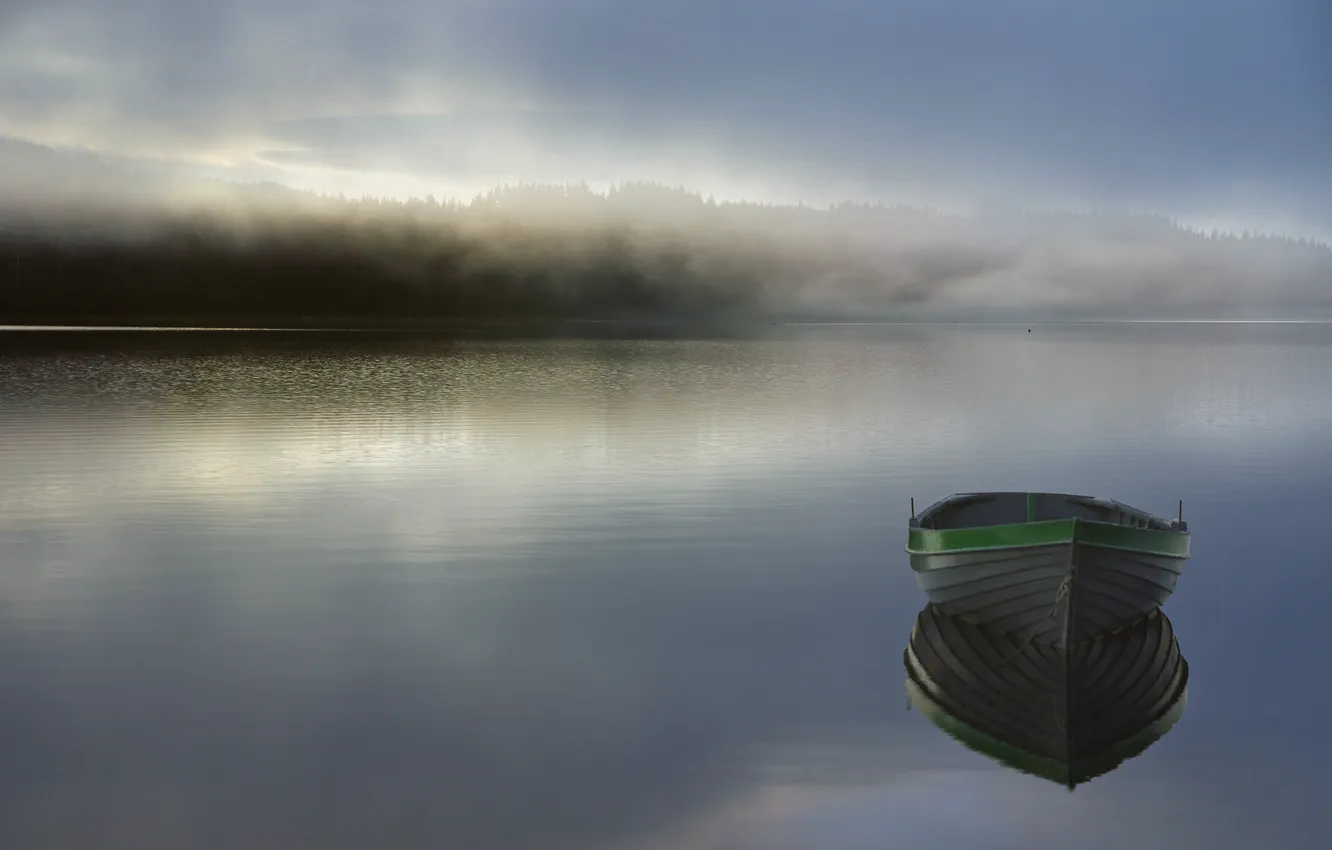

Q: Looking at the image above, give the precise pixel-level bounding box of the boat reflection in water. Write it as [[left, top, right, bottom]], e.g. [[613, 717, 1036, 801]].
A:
[[904, 602, 1188, 789]]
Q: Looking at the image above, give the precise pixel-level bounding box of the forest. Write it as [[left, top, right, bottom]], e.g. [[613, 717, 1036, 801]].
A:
[[2, 138, 1330, 327]]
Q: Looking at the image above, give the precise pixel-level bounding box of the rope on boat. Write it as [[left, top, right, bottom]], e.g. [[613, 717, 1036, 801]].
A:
[[993, 570, 1074, 669], [987, 570, 1076, 738]]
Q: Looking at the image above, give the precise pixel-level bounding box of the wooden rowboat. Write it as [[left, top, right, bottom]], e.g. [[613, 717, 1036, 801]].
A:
[[904, 602, 1188, 789], [907, 492, 1190, 646]]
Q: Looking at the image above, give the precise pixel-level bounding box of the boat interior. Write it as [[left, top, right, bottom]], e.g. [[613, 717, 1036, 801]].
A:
[[912, 492, 1183, 532]]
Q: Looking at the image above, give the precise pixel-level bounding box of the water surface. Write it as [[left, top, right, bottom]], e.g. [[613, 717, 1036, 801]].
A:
[[0, 324, 1328, 849]]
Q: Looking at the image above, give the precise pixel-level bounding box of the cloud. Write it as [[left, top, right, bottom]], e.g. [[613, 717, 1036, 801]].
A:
[[2, 0, 1329, 230]]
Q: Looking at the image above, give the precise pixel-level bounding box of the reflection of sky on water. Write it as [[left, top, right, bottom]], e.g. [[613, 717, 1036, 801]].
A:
[[4, 327, 1332, 515], [0, 326, 1328, 849]]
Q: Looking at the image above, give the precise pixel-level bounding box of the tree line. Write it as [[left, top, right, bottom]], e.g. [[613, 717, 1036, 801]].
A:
[[1, 164, 1329, 327]]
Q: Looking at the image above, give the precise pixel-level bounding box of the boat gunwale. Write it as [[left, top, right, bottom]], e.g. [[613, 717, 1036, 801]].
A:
[[913, 492, 1182, 531], [907, 516, 1190, 559]]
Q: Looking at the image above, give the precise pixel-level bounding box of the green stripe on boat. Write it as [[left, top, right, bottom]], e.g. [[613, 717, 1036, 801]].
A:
[[907, 518, 1190, 558], [1075, 520, 1191, 557], [907, 518, 1075, 554]]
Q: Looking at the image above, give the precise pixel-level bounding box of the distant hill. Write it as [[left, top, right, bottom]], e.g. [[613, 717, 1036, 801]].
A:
[[1, 137, 1330, 327]]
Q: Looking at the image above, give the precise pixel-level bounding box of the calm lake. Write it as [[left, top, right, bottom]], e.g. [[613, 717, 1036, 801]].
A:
[[0, 323, 1327, 849]]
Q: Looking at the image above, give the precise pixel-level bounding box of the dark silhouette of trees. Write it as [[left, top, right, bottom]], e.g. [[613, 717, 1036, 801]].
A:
[[1, 137, 1330, 327], [0, 186, 787, 326]]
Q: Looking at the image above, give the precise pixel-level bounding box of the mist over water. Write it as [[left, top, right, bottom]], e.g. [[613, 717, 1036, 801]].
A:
[[0, 324, 1329, 849], [3, 138, 1331, 326]]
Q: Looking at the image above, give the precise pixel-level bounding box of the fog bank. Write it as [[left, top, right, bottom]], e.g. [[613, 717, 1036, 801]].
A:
[[2, 139, 1330, 326]]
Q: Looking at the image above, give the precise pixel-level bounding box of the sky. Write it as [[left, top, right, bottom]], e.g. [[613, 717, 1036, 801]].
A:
[[1, 0, 1330, 237]]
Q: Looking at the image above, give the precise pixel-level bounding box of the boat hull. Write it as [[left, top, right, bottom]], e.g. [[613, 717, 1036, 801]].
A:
[[908, 518, 1189, 645]]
